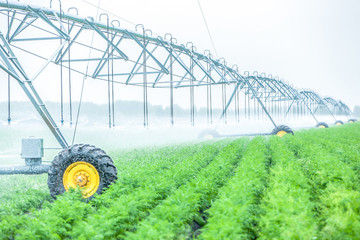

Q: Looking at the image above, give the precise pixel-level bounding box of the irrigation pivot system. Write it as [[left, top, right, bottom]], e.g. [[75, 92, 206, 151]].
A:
[[0, 1, 355, 198]]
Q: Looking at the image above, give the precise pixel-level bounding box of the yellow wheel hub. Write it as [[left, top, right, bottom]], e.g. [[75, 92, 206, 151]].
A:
[[349, 121, 353, 123], [63, 161, 100, 198], [318, 125, 326, 128], [276, 130, 287, 137], [336, 122, 342, 126]]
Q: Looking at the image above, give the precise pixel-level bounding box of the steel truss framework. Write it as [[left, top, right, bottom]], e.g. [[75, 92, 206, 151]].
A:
[[0, 1, 352, 148]]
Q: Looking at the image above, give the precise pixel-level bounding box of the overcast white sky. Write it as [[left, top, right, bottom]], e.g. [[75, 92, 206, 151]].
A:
[[1, 0, 359, 109]]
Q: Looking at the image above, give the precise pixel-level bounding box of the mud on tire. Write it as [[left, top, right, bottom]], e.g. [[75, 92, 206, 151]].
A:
[[335, 120, 344, 126], [316, 122, 329, 128], [47, 144, 117, 199], [271, 125, 294, 137], [348, 119, 357, 123]]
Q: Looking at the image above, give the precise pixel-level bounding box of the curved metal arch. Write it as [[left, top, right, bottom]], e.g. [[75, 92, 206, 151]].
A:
[[0, 1, 352, 147], [0, 1, 245, 89]]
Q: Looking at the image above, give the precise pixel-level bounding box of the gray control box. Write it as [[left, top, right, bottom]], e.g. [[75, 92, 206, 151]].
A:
[[21, 138, 44, 159]]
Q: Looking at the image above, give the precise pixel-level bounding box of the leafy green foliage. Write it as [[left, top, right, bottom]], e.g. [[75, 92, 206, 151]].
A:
[[284, 123, 360, 239], [126, 138, 248, 239], [257, 136, 317, 239], [0, 175, 52, 219], [199, 137, 268, 239], [1, 123, 360, 239]]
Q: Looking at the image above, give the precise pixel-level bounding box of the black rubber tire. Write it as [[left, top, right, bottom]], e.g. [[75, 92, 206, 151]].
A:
[[335, 120, 344, 126], [315, 122, 329, 128], [47, 144, 117, 199], [271, 125, 294, 136], [348, 119, 357, 123], [198, 128, 220, 139]]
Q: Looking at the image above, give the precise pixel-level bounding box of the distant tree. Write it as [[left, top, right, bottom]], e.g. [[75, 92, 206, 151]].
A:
[[353, 105, 360, 117]]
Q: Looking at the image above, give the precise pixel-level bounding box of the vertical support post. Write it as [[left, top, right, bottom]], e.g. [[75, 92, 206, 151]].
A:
[[170, 52, 174, 126]]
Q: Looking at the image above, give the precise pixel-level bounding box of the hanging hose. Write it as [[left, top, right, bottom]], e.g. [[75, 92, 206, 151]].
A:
[[67, 7, 78, 127], [144, 33, 149, 128], [206, 61, 210, 125], [222, 84, 226, 123], [6, 5, 11, 124], [244, 90, 247, 119], [111, 41, 115, 128], [253, 95, 256, 119], [58, 2, 64, 126], [205, 50, 213, 125], [257, 97, 260, 120], [248, 93, 250, 120], [67, 20, 72, 126], [209, 80, 213, 124], [190, 60, 194, 126], [99, 13, 111, 128], [111, 20, 120, 128], [170, 52, 174, 126], [135, 24, 149, 128], [7, 74, 10, 124], [107, 18, 111, 128], [60, 48, 64, 126], [187, 43, 195, 126], [234, 86, 238, 122], [72, 0, 101, 145], [165, 33, 174, 126], [237, 87, 240, 122]]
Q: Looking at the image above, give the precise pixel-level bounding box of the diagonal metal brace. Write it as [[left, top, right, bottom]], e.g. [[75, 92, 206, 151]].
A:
[[27, 6, 70, 41], [125, 30, 169, 74], [85, 18, 128, 61]]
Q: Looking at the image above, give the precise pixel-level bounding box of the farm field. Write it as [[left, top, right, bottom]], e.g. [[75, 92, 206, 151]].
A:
[[0, 123, 360, 239]]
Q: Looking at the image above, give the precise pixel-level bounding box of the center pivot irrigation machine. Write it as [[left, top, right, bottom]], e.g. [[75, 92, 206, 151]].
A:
[[0, 1, 355, 199]]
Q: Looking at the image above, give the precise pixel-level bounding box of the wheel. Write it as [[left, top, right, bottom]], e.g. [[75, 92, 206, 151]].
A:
[[198, 129, 220, 140], [315, 122, 329, 128], [271, 125, 294, 137], [335, 120, 344, 126], [48, 144, 117, 199], [348, 119, 357, 123]]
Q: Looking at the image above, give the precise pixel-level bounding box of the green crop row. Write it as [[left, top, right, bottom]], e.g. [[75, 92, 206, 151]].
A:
[[0, 175, 52, 219], [0, 143, 199, 226], [93, 143, 203, 208], [1, 123, 360, 239], [125, 138, 248, 239], [257, 136, 317, 239], [71, 140, 231, 239], [198, 137, 268, 240], [0, 144, 198, 221], [0, 140, 230, 239], [284, 124, 360, 239]]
